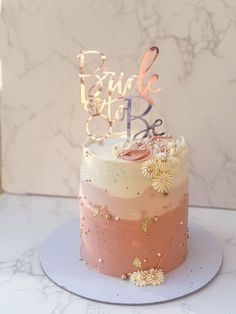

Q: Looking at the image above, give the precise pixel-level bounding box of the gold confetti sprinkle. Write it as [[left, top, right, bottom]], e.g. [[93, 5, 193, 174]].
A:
[[132, 257, 142, 268], [142, 217, 150, 233]]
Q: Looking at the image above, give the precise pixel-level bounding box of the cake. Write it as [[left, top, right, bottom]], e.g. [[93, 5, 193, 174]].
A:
[[78, 47, 189, 286], [79, 133, 188, 285]]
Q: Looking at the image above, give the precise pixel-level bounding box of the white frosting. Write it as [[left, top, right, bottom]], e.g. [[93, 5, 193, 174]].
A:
[[80, 134, 188, 198]]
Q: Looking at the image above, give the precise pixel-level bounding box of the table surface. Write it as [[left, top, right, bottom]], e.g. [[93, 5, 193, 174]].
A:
[[0, 193, 235, 314]]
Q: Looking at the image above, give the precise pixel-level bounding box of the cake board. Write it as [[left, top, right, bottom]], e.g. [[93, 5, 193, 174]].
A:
[[39, 218, 223, 305]]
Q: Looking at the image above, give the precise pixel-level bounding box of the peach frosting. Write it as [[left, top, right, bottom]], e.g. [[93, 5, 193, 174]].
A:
[[80, 184, 188, 277]]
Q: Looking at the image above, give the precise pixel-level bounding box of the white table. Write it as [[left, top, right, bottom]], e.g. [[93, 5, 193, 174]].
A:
[[0, 193, 235, 314]]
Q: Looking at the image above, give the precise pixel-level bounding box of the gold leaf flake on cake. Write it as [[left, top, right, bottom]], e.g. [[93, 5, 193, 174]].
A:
[[152, 172, 174, 193], [141, 217, 150, 233], [93, 207, 101, 217], [130, 268, 164, 287], [132, 257, 142, 268], [141, 158, 159, 179]]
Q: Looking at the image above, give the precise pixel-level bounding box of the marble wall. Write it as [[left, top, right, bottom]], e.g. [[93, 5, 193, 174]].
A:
[[0, 0, 236, 209]]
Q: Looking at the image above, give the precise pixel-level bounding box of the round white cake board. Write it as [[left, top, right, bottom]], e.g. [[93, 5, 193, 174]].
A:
[[39, 219, 223, 304]]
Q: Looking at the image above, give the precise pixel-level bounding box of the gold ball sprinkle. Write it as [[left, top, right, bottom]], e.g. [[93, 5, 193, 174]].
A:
[[121, 274, 127, 280], [105, 214, 112, 220], [180, 221, 183, 225], [98, 258, 102, 263], [157, 252, 161, 257], [153, 216, 159, 222], [115, 216, 120, 221], [143, 258, 147, 263], [170, 239, 174, 243]]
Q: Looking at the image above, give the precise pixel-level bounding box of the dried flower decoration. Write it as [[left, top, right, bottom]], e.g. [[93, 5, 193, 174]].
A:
[[141, 158, 159, 179], [152, 172, 174, 193], [130, 268, 164, 287], [130, 270, 148, 287], [167, 138, 186, 159], [155, 153, 179, 173]]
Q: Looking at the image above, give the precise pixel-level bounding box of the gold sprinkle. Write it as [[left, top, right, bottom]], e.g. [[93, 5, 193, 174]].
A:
[[157, 252, 161, 257], [180, 221, 183, 225], [132, 257, 142, 268], [115, 216, 120, 221], [170, 239, 174, 243], [161, 157, 168, 162], [105, 214, 112, 220], [153, 216, 159, 222], [121, 274, 127, 280], [143, 258, 147, 263], [98, 258, 102, 263], [186, 231, 191, 239], [142, 217, 150, 233]]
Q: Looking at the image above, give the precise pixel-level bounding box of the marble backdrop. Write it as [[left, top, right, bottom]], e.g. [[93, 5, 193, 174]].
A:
[[0, 0, 236, 209]]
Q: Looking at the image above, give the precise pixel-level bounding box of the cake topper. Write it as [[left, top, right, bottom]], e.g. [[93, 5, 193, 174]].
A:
[[77, 46, 164, 142]]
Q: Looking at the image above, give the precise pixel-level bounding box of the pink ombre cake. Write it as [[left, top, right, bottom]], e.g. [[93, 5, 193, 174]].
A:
[[79, 133, 189, 286]]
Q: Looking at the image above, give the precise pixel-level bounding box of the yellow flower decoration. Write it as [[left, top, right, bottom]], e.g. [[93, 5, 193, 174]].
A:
[[155, 153, 179, 173], [130, 268, 164, 287], [141, 158, 159, 179], [152, 172, 174, 193], [130, 270, 148, 287], [146, 268, 165, 285]]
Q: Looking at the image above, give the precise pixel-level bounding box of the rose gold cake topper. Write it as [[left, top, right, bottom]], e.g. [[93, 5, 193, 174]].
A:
[[77, 47, 162, 142]]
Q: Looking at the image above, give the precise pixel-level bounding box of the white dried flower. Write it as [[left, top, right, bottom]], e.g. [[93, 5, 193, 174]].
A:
[[130, 268, 165, 287], [146, 268, 165, 285], [152, 172, 174, 193], [155, 153, 179, 173], [130, 270, 148, 287], [141, 158, 159, 179]]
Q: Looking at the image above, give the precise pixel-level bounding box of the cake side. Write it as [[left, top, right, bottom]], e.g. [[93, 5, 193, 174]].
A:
[[79, 134, 189, 278]]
